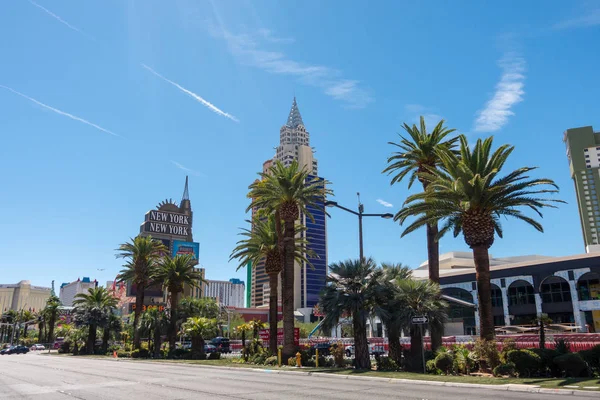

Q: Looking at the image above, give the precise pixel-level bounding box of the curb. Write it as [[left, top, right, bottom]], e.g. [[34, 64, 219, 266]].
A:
[[88, 358, 600, 397]]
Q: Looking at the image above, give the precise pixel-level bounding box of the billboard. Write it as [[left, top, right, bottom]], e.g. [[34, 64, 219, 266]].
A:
[[172, 240, 199, 260], [142, 210, 192, 238], [259, 328, 300, 347]]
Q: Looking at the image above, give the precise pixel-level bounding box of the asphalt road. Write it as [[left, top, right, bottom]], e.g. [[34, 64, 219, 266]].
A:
[[0, 353, 598, 399]]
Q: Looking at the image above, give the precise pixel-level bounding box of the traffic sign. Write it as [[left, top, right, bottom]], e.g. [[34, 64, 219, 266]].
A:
[[411, 316, 429, 324]]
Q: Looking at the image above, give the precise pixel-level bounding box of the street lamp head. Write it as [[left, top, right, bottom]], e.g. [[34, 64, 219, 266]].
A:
[[324, 200, 338, 207], [381, 213, 394, 220]]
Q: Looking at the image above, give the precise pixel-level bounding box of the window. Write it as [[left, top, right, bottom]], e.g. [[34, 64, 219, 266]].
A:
[[491, 287, 503, 307], [585, 149, 589, 152], [493, 315, 505, 327], [586, 155, 590, 158], [508, 284, 535, 306]]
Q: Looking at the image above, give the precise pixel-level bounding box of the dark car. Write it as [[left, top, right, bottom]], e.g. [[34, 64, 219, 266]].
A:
[[209, 337, 231, 353], [204, 344, 217, 354], [309, 342, 331, 356], [1, 345, 29, 355]]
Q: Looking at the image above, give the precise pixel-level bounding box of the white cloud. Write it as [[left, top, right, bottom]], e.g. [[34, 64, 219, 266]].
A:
[[28, 0, 93, 39], [473, 55, 525, 133], [554, 6, 600, 29], [170, 161, 203, 176], [0, 85, 118, 136], [207, 23, 372, 108], [142, 64, 239, 122], [376, 199, 393, 208]]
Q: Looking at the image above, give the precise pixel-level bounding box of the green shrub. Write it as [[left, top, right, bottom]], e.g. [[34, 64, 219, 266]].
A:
[[530, 348, 560, 377], [493, 362, 516, 377], [116, 350, 131, 358], [251, 352, 267, 365], [554, 353, 588, 377], [208, 352, 221, 360], [506, 350, 541, 377], [579, 345, 600, 375], [264, 356, 278, 366], [288, 356, 297, 366], [132, 348, 149, 358], [191, 351, 207, 360], [473, 339, 500, 371], [330, 343, 345, 367], [170, 348, 191, 359], [376, 356, 400, 372], [554, 339, 570, 355], [426, 359, 442, 374], [434, 352, 455, 374], [453, 345, 476, 374], [500, 339, 517, 363]]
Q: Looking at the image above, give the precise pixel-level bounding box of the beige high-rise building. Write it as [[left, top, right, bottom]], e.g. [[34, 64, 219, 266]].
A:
[[0, 280, 51, 313]]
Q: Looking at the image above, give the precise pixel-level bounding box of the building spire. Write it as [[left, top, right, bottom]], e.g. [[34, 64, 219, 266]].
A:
[[181, 176, 189, 201], [286, 96, 304, 128]]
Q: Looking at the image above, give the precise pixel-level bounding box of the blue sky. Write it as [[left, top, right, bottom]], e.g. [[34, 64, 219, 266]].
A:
[[1, 1, 599, 289]]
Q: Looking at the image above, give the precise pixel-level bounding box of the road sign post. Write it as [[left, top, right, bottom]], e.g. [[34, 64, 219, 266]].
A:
[[411, 316, 428, 374]]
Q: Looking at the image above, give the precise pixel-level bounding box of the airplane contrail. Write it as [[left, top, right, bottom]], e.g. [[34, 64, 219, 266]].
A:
[[28, 0, 93, 39], [0, 85, 118, 137], [142, 64, 239, 122]]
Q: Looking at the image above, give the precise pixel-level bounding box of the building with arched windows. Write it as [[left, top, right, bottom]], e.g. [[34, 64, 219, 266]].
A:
[[436, 252, 600, 334]]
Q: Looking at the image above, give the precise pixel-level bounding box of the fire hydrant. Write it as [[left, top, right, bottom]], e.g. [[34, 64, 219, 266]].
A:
[[295, 352, 302, 367]]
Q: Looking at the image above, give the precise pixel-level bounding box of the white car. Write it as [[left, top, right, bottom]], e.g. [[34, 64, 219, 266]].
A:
[[30, 344, 45, 351], [345, 343, 385, 357]]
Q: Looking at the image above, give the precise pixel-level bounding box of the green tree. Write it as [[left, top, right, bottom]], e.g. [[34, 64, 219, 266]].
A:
[[397, 135, 562, 340], [73, 287, 118, 354], [235, 323, 251, 351], [374, 263, 412, 364], [230, 214, 312, 353], [178, 297, 220, 321], [140, 307, 167, 357], [102, 312, 122, 354], [43, 295, 60, 345], [320, 258, 383, 369], [182, 317, 218, 359], [247, 160, 332, 359], [383, 116, 457, 351], [18, 310, 35, 342], [116, 235, 167, 350], [395, 279, 447, 372], [153, 254, 204, 351]]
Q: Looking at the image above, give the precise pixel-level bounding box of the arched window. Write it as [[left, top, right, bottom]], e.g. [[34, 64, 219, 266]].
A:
[[540, 276, 571, 303], [508, 280, 535, 306]]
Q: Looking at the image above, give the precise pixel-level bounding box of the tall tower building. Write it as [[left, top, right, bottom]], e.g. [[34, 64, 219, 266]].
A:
[[250, 98, 327, 317], [564, 125, 600, 253]]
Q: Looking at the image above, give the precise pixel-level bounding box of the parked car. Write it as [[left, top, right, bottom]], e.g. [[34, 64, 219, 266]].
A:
[[1, 345, 29, 355], [204, 344, 217, 354], [30, 344, 45, 351], [309, 342, 331, 356], [345, 343, 385, 357], [209, 337, 231, 353]]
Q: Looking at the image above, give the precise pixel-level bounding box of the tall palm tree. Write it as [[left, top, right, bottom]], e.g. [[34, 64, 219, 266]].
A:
[[73, 287, 118, 354], [178, 297, 220, 322], [182, 317, 218, 359], [395, 279, 447, 372], [248, 160, 332, 359], [230, 214, 313, 353], [102, 312, 122, 354], [397, 135, 563, 340], [2, 310, 18, 343], [374, 263, 412, 364], [383, 116, 457, 351], [116, 236, 167, 349], [153, 254, 204, 351], [18, 310, 35, 342], [44, 295, 60, 345], [320, 258, 383, 370], [140, 308, 167, 357]]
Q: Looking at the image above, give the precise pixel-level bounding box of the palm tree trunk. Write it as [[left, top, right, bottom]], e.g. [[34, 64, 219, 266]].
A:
[[473, 245, 494, 340], [153, 327, 161, 358], [48, 312, 56, 345], [409, 325, 423, 372], [387, 323, 402, 365], [168, 291, 180, 351], [353, 310, 370, 370], [426, 222, 443, 353], [23, 325, 28, 340], [133, 288, 145, 350], [268, 272, 279, 354], [102, 328, 110, 354], [282, 219, 296, 360], [88, 323, 97, 354]]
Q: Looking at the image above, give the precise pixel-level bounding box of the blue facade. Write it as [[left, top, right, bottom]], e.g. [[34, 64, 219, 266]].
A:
[[302, 175, 327, 308]]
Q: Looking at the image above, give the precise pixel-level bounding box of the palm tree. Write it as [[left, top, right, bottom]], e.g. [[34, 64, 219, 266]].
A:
[[397, 135, 563, 340], [153, 254, 204, 351], [19, 310, 35, 341], [374, 263, 412, 364], [383, 116, 457, 351], [230, 214, 313, 353], [248, 160, 332, 359], [395, 278, 447, 372], [73, 287, 118, 354], [140, 308, 167, 357], [182, 317, 218, 359], [116, 235, 167, 349], [102, 312, 122, 354], [44, 295, 60, 345], [320, 258, 383, 369], [178, 297, 220, 322], [236, 323, 251, 350], [2, 310, 17, 343]]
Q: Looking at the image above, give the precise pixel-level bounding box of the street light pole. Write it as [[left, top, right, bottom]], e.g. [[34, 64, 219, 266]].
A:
[[325, 193, 393, 261]]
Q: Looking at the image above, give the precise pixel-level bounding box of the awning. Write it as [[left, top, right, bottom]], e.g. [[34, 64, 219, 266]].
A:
[[441, 294, 476, 308], [294, 311, 304, 317]]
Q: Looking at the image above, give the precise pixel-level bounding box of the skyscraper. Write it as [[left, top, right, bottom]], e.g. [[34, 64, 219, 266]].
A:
[[249, 98, 327, 317], [564, 125, 600, 252]]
